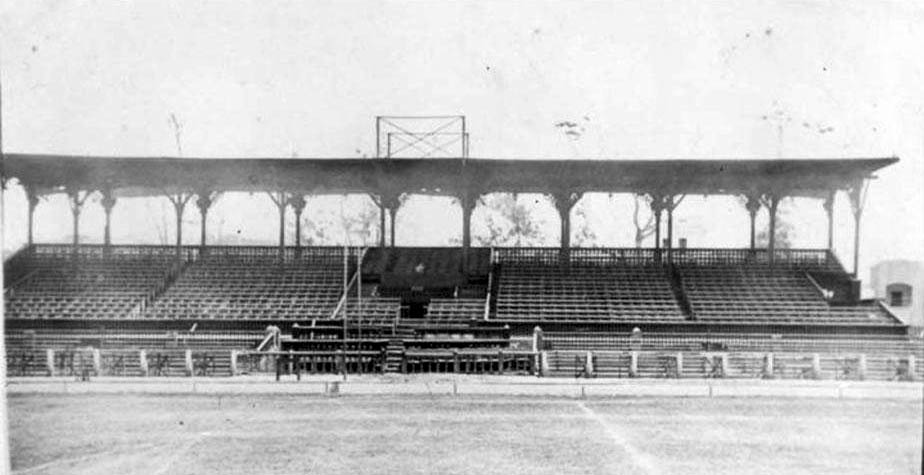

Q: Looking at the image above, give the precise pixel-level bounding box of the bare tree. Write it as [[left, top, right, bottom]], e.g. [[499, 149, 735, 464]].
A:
[[474, 194, 546, 246], [632, 194, 656, 247]]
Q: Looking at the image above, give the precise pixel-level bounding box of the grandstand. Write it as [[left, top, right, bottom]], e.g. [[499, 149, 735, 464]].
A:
[[3, 154, 921, 380]]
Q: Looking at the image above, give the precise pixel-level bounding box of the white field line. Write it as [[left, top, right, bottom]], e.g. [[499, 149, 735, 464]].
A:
[[576, 401, 661, 475], [13, 441, 167, 474]]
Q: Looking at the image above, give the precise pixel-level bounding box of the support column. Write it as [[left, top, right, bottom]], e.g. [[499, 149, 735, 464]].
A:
[[822, 191, 835, 251], [267, 191, 290, 261], [847, 180, 868, 277], [648, 194, 666, 258], [67, 188, 91, 259], [459, 192, 477, 251], [664, 195, 685, 262], [744, 195, 761, 250], [166, 193, 193, 260], [290, 195, 306, 256], [100, 188, 117, 252], [195, 192, 215, 250], [551, 191, 582, 264], [762, 194, 781, 265], [379, 204, 386, 248], [459, 191, 478, 271], [380, 193, 403, 248], [25, 185, 40, 247]]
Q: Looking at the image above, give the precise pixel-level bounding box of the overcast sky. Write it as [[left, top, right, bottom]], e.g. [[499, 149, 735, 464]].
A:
[[2, 1, 922, 286]]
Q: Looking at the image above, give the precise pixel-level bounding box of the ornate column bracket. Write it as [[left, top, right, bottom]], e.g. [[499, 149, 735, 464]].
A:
[[744, 194, 762, 250], [25, 184, 41, 247], [455, 190, 481, 250], [165, 191, 195, 258], [196, 190, 219, 249], [100, 187, 118, 250], [67, 187, 93, 258], [846, 179, 869, 277], [379, 191, 405, 247], [288, 194, 307, 253], [267, 191, 292, 260], [759, 193, 782, 265], [550, 189, 583, 263], [822, 190, 836, 251]]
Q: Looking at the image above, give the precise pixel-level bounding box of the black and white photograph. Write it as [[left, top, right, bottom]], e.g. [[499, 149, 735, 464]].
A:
[[0, 1, 922, 474]]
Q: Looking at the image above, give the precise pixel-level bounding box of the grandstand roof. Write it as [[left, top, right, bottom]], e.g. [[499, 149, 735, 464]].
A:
[[2, 154, 897, 198]]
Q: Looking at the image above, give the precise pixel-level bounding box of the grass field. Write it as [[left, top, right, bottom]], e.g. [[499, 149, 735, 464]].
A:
[[9, 393, 922, 475]]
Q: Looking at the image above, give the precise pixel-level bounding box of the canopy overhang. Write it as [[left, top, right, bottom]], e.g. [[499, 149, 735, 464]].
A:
[[1, 154, 898, 199]]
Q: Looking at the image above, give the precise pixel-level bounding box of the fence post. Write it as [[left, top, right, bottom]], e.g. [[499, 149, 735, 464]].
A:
[[908, 354, 917, 381], [498, 351, 505, 375], [811, 354, 822, 380], [763, 353, 775, 379], [46, 349, 56, 377], [675, 352, 683, 378], [629, 351, 638, 378], [857, 354, 867, 381], [230, 350, 239, 376], [539, 351, 549, 377], [139, 350, 148, 377], [720, 353, 729, 377], [184, 350, 194, 377], [453, 350, 460, 373], [92, 349, 102, 375], [585, 351, 594, 378]]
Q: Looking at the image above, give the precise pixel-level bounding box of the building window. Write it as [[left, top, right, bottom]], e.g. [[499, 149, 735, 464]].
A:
[[886, 283, 912, 307]]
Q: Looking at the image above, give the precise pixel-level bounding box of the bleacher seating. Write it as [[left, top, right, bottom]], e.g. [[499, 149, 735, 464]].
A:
[[426, 298, 484, 322], [494, 263, 685, 321], [678, 265, 896, 325], [147, 254, 343, 320], [5, 253, 177, 320]]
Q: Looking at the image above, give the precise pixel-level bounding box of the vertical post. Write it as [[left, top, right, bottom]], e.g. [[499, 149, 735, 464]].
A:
[[357, 248, 363, 346], [167, 194, 192, 261], [184, 349, 193, 377], [290, 195, 306, 257], [378, 203, 386, 248], [764, 195, 780, 265], [811, 354, 822, 379], [388, 207, 397, 247], [92, 349, 101, 375], [585, 351, 594, 378], [629, 351, 638, 378], [848, 181, 867, 277], [745, 195, 761, 250], [67, 188, 89, 259], [539, 351, 549, 377], [857, 354, 867, 381], [720, 353, 729, 377], [763, 352, 775, 379], [375, 116, 381, 158], [230, 350, 239, 376], [139, 350, 148, 376], [196, 192, 213, 251], [460, 193, 475, 252], [100, 189, 117, 253], [666, 201, 674, 251], [26, 187, 39, 247], [907, 354, 916, 381], [675, 352, 683, 378], [46, 349, 56, 377], [277, 192, 286, 261], [822, 191, 835, 251], [552, 191, 581, 264]]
